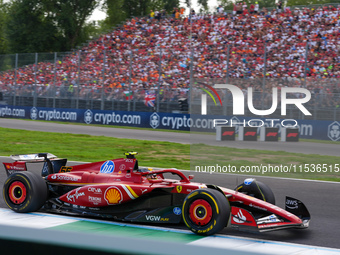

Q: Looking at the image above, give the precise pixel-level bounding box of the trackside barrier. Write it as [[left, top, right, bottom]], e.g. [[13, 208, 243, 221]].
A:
[[260, 127, 279, 142], [0, 224, 262, 255], [216, 126, 236, 141], [238, 127, 258, 141], [281, 128, 300, 142], [0, 105, 339, 141]]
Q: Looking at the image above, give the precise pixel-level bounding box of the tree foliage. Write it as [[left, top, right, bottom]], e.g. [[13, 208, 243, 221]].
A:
[[286, 0, 334, 6], [0, 0, 8, 54], [2, 0, 337, 55], [103, 0, 127, 30], [5, 0, 98, 53], [103, 0, 180, 29], [42, 0, 99, 49]]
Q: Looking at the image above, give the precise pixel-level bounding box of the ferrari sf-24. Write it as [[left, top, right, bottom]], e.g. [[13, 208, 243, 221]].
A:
[[2, 152, 310, 235]]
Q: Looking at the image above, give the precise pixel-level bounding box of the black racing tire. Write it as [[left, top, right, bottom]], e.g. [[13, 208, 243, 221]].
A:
[[235, 178, 275, 205], [3, 171, 48, 213], [182, 188, 230, 236]]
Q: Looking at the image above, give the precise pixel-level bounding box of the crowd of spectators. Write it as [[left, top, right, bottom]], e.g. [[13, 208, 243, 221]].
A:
[[0, 4, 339, 108]]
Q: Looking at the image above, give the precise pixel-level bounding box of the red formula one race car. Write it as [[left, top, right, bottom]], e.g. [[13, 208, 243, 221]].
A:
[[2, 152, 310, 236]]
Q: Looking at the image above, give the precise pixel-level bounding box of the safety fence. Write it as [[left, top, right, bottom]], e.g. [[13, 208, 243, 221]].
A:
[[0, 27, 339, 121]]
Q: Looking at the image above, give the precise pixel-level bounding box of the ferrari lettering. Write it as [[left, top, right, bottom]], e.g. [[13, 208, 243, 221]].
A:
[[5, 165, 26, 170]]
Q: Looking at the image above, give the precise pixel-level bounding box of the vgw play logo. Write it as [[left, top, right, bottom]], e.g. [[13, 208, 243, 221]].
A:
[[200, 84, 312, 128]]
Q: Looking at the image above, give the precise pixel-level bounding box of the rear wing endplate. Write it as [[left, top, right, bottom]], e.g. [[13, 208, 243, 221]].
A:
[[4, 153, 67, 177], [10, 153, 57, 162]]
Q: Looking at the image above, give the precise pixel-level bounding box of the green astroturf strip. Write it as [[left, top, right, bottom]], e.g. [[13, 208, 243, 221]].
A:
[[51, 221, 204, 243]]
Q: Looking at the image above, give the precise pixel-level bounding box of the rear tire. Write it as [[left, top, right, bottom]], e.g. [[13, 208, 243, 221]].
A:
[[182, 188, 230, 236], [3, 172, 48, 213], [235, 178, 275, 205]]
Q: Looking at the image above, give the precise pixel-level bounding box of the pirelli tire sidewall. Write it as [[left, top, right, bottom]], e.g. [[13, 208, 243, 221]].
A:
[[182, 188, 230, 236], [3, 171, 48, 213]]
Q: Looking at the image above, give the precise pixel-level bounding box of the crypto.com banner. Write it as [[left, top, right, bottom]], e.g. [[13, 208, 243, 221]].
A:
[[0, 105, 339, 141]]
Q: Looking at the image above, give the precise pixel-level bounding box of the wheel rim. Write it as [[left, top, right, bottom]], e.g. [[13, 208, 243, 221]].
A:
[[8, 181, 27, 204], [189, 199, 213, 226]]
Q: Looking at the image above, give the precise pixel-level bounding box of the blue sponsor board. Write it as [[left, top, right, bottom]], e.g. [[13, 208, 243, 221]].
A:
[[0, 105, 339, 141]]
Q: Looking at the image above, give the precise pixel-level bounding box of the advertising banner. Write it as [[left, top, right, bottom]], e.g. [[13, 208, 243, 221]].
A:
[[238, 127, 258, 141], [0, 105, 339, 142], [260, 127, 279, 142], [216, 126, 236, 141], [281, 128, 300, 142]]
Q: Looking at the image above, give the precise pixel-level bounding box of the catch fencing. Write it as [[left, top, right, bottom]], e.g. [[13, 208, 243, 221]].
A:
[[0, 43, 339, 121]]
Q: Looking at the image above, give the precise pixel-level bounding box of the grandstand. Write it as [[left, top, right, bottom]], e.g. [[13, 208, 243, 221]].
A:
[[0, 4, 339, 120]]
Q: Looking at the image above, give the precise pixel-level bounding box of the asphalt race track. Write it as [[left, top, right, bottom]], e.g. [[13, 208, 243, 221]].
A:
[[0, 118, 339, 156], [0, 118, 340, 249]]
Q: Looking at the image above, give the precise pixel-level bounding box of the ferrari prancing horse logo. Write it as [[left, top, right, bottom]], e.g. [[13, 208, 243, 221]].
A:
[[176, 186, 182, 193]]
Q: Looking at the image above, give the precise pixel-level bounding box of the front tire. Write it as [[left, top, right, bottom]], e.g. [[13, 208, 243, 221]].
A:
[[182, 188, 230, 236], [3, 172, 48, 213], [235, 178, 275, 205]]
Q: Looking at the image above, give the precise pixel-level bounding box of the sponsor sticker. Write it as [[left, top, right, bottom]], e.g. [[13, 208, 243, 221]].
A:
[[150, 112, 160, 129], [88, 187, 102, 194], [88, 196, 102, 205], [244, 178, 254, 185], [100, 161, 115, 174], [66, 188, 85, 203], [233, 209, 247, 224], [173, 207, 182, 215], [104, 186, 123, 205], [286, 198, 299, 209]]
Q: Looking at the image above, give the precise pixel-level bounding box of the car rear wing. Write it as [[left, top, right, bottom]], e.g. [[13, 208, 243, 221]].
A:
[[3, 153, 67, 177], [10, 153, 58, 162]]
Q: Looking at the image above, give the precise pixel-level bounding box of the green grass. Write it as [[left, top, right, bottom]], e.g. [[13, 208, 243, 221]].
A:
[[0, 127, 339, 182], [11, 119, 340, 145], [0, 127, 190, 169], [190, 144, 340, 181]]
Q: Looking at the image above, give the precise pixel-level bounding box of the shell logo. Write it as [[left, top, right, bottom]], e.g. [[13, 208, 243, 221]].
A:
[[104, 186, 123, 205]]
